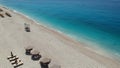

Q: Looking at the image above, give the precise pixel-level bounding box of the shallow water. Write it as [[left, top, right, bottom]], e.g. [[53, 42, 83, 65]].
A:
[[0, 0, 120, 58]]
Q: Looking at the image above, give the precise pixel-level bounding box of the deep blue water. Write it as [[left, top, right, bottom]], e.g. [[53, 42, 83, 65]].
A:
[[0, 0, 120, 58]]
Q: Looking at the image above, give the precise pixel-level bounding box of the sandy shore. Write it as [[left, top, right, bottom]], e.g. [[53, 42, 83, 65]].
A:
[[0, 6, 120, 68]]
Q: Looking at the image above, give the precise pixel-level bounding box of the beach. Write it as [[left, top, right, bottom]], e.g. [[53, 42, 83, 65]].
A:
[[0, 6, 120, 68]]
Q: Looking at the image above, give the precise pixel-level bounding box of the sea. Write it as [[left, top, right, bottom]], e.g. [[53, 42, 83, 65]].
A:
[[0, 0, 120, 59]]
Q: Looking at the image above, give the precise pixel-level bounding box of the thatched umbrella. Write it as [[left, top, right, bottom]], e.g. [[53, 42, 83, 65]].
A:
[[40, 58, 51, 68], [31, 50, 41, 60], [25, 46, 33, 55], [40, 58, 51, 64], [31, 50, 40, 55]]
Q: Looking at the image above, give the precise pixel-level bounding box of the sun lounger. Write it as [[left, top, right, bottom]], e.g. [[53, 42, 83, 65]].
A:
[[5, 12, 12, 17], [11, 61, 17, 65], [13, 60, 23, 68], [0, 14, 4, 18], [24, 23, 31, 32], [13, 63, 23, 68], [25, 46, 33, 55], [7, 55, 16, 60], [9, 57, 19, 62]]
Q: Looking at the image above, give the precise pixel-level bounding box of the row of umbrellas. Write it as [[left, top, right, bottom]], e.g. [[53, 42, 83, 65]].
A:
[[25, 46, 61, 68]]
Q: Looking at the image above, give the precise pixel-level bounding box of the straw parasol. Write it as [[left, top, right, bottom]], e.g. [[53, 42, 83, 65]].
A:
[[31, 50, 40, 55], [25, 46, 33, 50], [31, 50, 41, 60], [40, 58, 51, 64], [25, 46, 33, 55], [40, 58, 51, 68]]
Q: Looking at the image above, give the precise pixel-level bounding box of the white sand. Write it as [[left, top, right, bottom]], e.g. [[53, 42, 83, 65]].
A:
[[0, 6, 120, 68]]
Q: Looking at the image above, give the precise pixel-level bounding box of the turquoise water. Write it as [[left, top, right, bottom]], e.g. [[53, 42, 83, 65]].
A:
[[0, 0, 120, 58]]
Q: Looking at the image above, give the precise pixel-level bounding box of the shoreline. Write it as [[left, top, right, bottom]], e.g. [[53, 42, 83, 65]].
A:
[[2, 4, 120, 60], [0, 5, 120, 68]]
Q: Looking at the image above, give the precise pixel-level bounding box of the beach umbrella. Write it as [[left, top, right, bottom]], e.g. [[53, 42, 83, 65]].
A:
[[31, 50, 41, 60], [24, 23, 30, 32], [25, 46, 33, 50], [40, 58, 51, 68], [31, 50, 40, 55], [0, 13, 4, 18], [25, 46, 33, 55], [40, 58, 51, 64]]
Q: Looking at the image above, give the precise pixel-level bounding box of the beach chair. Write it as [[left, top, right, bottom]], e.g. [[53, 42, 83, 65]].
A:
[[12, 59, 23, 68], [0, 14, 4, 18], [11, 59, 18, 65], [24, 23, 30, 32], [13, 63, 23, 68], [7, 52, 16, 59], [9, 56, 19, 62], [5, 12, 12, 17], [7, 52, 23, 68], [7, 55, 16, 60]]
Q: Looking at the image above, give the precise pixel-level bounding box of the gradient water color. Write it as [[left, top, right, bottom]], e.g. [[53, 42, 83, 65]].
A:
[[0, 0, 120, 59]]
